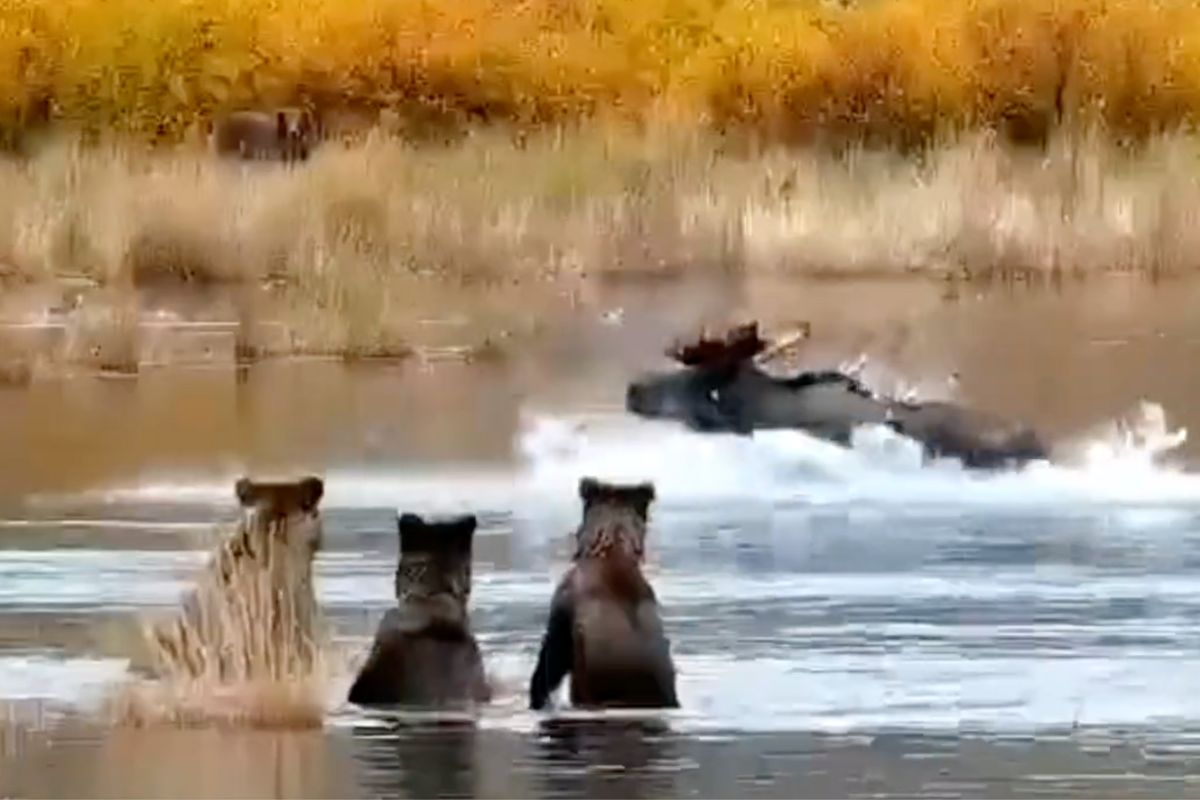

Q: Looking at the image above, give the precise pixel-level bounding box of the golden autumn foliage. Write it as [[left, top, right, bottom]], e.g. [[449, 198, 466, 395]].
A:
[[0, 0, 1199, 145]]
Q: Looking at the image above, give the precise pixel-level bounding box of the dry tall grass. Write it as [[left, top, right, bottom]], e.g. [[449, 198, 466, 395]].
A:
[[1, 127, 1198, 286], [0, 126, 1199, 371], [1, 0, 1199, 147], [111, 519, 332, 730]]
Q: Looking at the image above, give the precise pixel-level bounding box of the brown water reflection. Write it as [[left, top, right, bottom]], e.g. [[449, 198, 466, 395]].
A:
[[6, 720, 1200, 799], [4, 276, 1200, 499]]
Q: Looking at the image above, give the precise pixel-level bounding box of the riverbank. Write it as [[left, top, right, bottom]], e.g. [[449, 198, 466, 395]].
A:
[[1, 126, 1199, 382]]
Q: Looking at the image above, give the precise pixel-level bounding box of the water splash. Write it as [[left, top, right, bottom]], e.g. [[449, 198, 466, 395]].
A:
[[44, 387, 1197, 515], [515, 400, 1198, 512], [1069, 401, 1189, 470]]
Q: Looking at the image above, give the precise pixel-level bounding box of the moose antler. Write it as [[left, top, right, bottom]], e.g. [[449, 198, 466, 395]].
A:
[[665, 330, 729, 366], [753, 321, 813, 365], [666, 321, 770, 367]]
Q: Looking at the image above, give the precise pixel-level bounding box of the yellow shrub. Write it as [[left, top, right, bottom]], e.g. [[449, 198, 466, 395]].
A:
[[2, 0, 1200, 146]]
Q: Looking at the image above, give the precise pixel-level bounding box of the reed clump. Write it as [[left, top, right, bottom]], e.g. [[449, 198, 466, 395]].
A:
[[111, 520, 333, 730], [1, 0, 1199, 148], [108, 675, 330, 731]]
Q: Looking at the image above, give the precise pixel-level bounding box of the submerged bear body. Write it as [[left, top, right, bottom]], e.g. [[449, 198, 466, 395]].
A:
[[529, 477, 679, 711], [347, 513, 491, 708]]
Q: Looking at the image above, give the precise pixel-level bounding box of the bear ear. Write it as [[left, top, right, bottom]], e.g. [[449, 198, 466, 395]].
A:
[[397, 513, 426, 538], [297, 476, 324, 512], [446, 513, 478, 554], [449, 513, 478, 536], [630, 481, 656, 504], [623, 482, 657, 518], [397, 512, 431, 555], [397, 513, 476, 555], [578, 477, 656, 516], [578, 476, 603, 504], [235, 477, 257, 507]]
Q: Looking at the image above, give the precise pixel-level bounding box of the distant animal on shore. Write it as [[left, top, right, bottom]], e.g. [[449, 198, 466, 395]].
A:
[[529, 477, 679, 711], [209, 109, 320, 163], [144, 475, 326, 682], [347, 512, 492, 708]]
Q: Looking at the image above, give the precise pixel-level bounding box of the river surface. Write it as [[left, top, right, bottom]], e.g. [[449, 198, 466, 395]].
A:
[[5, 278, 1200, 797]]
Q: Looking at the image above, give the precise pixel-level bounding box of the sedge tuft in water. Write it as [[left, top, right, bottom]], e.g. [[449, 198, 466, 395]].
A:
[[110, 476, 340, 729]]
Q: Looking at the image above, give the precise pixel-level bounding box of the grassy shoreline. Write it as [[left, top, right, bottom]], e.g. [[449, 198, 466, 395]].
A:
[[0, 124, 1198, 383]]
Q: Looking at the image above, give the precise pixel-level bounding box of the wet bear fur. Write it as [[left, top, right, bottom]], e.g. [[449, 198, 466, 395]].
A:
[[347, 512, 491, 708], [529, 477, 679, 710]]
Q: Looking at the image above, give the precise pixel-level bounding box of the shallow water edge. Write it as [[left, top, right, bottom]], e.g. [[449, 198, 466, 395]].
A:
[[7, 719, 1200, 799]]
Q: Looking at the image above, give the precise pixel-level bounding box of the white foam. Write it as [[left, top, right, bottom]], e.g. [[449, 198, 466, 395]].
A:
[[14, 551, 1200, 611], [52, 467, 515, 515], [661, 651, 1200, 733], [5, 560, 1200, 734], [5, 646, 1196, 735], [39, 399, 1200, 517], [0, 655, 130, 707], [313, 646, 1200, 735], [514, 400, 1200, 513]]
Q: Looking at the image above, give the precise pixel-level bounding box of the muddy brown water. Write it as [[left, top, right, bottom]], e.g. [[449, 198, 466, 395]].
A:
[[5, 276, 1200, 798], [8, 724, 1200, 799]]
